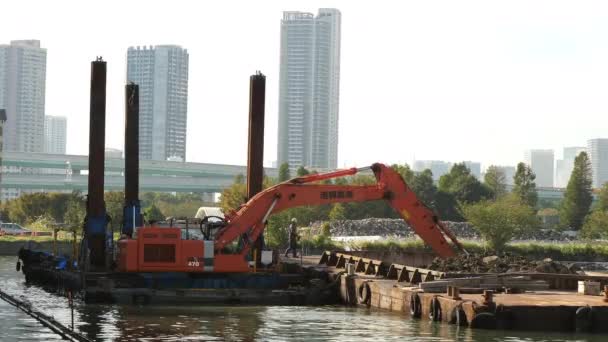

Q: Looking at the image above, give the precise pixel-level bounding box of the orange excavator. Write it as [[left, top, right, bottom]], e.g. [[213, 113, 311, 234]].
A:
[[117, 163, 465, 273]]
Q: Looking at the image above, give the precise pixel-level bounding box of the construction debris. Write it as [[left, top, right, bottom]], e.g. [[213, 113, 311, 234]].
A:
[[428, 253, 579, 275], [310, 219, 574, 241]]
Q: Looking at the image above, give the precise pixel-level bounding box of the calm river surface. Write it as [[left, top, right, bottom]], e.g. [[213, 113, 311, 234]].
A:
[[0, 256, 605, 341]]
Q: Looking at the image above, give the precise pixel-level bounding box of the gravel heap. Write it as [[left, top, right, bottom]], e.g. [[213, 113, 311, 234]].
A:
[[310, 218, 573, 241], [428, 253, 580, 274]]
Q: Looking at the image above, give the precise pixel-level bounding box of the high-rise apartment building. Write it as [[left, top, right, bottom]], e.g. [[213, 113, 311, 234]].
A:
[[0, 40, 47, 153], [524, 149, 554, 187], [127, 45, 189, 161], [555, 146, 586, 188], [277, 9, 341, 170], [492, 166, 516, 185], [587, 139, 608, 188], [44, 115, 67, 154], [0, 109, 6, 191], [463, 161, 481, 179], [412, 160, 451, 181]]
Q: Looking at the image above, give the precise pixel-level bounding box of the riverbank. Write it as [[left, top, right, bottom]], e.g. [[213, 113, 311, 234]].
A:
[[0, 240, 74, 256]]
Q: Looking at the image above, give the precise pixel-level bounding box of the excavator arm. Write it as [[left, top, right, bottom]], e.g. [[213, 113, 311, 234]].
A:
[[214, 163, 464, 258]]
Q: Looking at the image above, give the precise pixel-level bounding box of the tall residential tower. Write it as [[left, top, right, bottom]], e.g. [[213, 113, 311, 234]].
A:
[[127, 45, 189, 161], [587, 139, 608, 188], [277, 9, 341, 170], [0, 40, 47, 153], [44, 115, 67, 154], [524, 149, 554, 187]]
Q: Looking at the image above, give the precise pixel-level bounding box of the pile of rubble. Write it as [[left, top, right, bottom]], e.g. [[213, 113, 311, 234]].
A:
[[310, 218, 573, 241], [428, 253, 580, 274]]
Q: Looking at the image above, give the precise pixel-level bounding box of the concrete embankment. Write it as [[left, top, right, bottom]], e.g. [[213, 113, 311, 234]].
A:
[[0, 241, 75, 256]]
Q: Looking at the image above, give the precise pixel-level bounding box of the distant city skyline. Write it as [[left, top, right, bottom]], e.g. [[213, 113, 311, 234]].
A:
[[2, 2, 608, 170]]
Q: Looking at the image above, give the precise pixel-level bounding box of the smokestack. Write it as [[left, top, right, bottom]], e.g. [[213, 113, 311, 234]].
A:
[[123, 83, 142, 237], [85, 57, 108, 269], [246, 71, 266, 200]]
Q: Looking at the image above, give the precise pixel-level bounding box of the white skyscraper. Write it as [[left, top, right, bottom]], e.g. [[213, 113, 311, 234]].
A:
[[492, 166, 516, 185], [463, 161, 481, 179], [127, 45, 189, 161], [0, 109, 6, 189], [412, 160, 451, 181], [44, 115, 67, 154], [0, 40, 47, 153], [524, 149, 554, 187], [555, 146, 586, 188], [587, 139, 608, 188], [277, 9, 341, 170]]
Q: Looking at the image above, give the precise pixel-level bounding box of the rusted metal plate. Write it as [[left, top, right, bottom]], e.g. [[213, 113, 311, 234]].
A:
[[320, 251, 446, 284]]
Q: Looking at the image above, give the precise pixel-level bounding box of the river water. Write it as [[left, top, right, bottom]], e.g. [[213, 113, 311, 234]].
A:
[[0, 256, 605, 341]]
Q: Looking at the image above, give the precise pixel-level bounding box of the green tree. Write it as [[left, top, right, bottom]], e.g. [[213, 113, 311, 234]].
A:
[[391, 164, 414, 184], [5, 193, 70, 224], [438, 163, 492, 204], [411, 169, 437, 207], [434, 191, 463, 221], [559, 152, 593, 230], [596, 182, 608, 211], [219, 174, 248, 214], [329, 203, 346, 221], [296, 166, 310, 177], [64, 192, 85, 231], [144, 204, 165, 222], [278, 162, 291, 182], [484, 165, 507, 199], [463, 195, 539, 251], [513, 162, 538, 207], [580, 210, 608, 239], [105, 191, 125, 231]]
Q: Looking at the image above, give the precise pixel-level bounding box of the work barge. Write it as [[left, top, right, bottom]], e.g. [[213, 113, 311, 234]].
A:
[[11, 57, 608, 336], [316, 251, 608, 333]]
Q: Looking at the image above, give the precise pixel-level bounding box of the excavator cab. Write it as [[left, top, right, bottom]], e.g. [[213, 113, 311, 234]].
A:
[[199, 215, 227, 240]]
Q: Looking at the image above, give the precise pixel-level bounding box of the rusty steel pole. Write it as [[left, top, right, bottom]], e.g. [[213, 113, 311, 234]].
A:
[[247, 72, 266, 265], [85, 57, 108, 269], [246, 71, 266, 201], [123, 83, 142, 237]]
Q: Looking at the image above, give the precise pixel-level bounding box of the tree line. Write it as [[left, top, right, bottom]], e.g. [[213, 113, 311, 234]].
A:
[[0, 191, 212, 232], [221, 154, 608, 249]]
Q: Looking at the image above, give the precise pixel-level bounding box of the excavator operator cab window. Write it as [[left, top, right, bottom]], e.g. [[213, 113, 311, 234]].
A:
[[200, 215, 227, 240]]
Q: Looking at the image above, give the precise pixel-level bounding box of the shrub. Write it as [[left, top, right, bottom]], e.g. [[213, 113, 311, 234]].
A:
[[462, 195, 539, 252]]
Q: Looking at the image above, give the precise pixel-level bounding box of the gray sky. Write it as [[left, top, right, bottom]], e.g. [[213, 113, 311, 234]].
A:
[[4, 0, 608, 169]]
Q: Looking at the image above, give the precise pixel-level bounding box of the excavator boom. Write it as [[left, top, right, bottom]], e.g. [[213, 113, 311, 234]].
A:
[[117, 163, 463, 274], [215, 163, 464, 258]]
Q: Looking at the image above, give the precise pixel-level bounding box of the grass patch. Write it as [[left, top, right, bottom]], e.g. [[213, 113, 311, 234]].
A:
[[0, 233, 75, 242]]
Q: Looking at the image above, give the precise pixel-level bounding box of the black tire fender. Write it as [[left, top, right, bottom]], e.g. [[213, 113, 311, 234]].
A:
[[449, 304, 466, 325], [575, 306, 593, 333], [470, 312, 497, 330], [357, 282, 371, 305], [409, 293, 422, 318], [429, 296, 442, 322]]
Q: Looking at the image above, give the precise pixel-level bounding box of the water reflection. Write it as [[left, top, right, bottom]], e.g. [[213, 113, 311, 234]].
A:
[[0, 256, 606, 342]]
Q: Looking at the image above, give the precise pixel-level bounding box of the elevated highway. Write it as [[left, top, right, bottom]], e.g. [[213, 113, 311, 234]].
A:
[[1, 151, 277, 193]]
